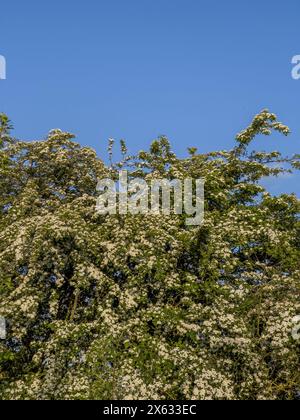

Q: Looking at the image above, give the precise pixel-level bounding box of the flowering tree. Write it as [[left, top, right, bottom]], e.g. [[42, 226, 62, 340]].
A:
[[0, 111, 299, 400]]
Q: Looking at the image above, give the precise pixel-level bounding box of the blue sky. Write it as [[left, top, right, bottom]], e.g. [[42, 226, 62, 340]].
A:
[[0, 0, 299, 196]]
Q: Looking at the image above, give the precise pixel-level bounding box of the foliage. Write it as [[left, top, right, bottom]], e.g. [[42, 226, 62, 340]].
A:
[[0, 110, 299, 400]]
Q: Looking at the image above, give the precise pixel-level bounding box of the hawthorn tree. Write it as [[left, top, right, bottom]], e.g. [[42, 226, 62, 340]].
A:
[[0, 110, 299, 400]]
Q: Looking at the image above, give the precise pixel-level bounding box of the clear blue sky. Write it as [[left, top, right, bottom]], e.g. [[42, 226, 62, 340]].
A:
[[0, 0, 299, 195]]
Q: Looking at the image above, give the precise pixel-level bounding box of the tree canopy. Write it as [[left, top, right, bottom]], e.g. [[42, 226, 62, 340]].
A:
[[0, 110, 299, 400]]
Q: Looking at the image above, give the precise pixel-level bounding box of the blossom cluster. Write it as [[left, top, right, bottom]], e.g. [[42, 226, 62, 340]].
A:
[[0, 111, 299, 400]]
